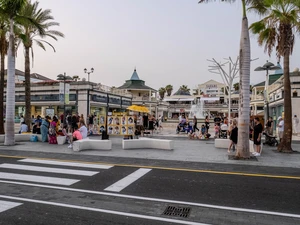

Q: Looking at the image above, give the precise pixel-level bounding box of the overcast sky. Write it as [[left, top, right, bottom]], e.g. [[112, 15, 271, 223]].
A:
[[15, 0, 300, 92]]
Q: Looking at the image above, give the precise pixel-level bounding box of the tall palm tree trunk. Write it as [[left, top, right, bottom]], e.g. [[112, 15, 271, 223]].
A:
[[4, 19, 16, 145], [24, 46, 31, 131], [236, 0, 250, 159], [0, 34, 5, 134], [278, 53, 292, 152]]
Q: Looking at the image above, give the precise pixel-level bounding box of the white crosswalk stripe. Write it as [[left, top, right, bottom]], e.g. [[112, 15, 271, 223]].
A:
[[18, 159, 113, 169], [104, 168, 152, 192], [0, 172, 80, 186], [0, 200, 22, 213], [0, 158, 113, 187], [0, 163, 99, 176]]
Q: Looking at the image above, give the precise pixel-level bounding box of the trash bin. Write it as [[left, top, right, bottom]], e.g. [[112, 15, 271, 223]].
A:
[[57, 136, 66, 145]]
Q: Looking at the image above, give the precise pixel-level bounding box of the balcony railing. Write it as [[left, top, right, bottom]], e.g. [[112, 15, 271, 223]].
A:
[[251, 95, 264, 101], [132, 96, 157, 102]]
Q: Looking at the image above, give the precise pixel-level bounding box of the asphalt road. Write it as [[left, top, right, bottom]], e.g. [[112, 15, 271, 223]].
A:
[[0, 154, 299, 225]]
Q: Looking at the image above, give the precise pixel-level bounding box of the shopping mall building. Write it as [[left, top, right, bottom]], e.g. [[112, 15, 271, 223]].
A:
[[5, 69, 132, 120]]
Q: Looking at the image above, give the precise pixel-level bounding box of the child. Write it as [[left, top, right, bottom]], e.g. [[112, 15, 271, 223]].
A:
[[188, 130, 196, 139], [201, 124, 206, 135], [214, 123, 220, 138]]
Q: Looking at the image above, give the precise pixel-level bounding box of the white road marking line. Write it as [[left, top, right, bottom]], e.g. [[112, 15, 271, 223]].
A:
[[0, 180, 299, 219], [0, 173, 79, 186], [18, 159, 113, 169], [0, 163, 98, 176], [0, 200, 22, 213], [104, 168, 151, 192], [0, 195, 210, 225]]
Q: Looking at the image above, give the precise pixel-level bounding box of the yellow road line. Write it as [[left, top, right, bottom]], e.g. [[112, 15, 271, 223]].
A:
[[0, 154, 299, 180]]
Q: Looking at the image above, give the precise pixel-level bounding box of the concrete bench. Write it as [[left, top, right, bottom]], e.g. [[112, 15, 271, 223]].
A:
[[0, 134, 42, 142], [215, 139, 259, 154], [72, 139, 112, 152], [122, 138, 174, 150], [215, 138, 231, 149]]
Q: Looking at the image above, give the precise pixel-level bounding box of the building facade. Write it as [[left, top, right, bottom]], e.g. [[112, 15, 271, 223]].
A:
[[3, 70, 131, 121], [115, 69, 158, 115], [268, 70, 300, 127]]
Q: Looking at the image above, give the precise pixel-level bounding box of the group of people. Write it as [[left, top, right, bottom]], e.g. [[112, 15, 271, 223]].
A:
[[26, 113, 88, 148], [134, 113, 163, 136]]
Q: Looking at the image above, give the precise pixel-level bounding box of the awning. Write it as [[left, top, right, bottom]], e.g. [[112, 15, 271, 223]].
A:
[[200, 97, 220, 101]]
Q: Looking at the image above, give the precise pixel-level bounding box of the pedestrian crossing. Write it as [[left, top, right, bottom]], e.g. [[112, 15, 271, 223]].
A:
[[0, 158, 112, 186], [0, 158, 152, 216]]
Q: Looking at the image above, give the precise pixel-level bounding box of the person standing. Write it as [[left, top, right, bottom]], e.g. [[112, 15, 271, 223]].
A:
[[193, 116, 199, 132], [20, 115, 24, 124], [253, 117, 263, 156], [277, 116, 284, 142], [41, 116, 50, 142], [158, 115, 163, 131], [265, 116, 273, 135], [228, 119, 238, 153], [205, 116, 210, 134], [293, 115, 299, 134]]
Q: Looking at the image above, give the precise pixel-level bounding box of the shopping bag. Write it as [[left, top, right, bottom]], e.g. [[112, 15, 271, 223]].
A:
[[30, 135, 38, 142], [249, 140, 254, 153]]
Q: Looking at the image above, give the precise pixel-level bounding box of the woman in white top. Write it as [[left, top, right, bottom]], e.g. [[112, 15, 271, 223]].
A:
[[79, 120, 88, 139], [19, 122, 28, 133]]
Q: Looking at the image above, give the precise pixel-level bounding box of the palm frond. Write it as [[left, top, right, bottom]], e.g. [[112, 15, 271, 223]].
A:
[[34, 39, 46, 51], [35, 39, 56, 52]]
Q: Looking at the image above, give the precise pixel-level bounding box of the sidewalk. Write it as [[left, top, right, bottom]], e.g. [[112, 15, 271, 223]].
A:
[[0, 129, 299, 169]]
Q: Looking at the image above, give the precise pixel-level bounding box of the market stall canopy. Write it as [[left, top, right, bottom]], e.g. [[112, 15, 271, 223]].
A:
[[127, 105, 150, 113]]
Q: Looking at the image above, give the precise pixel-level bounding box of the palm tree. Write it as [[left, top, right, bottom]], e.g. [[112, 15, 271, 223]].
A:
[[0, 0, 28, 145], [158, 87, 166, 100], [199, 0, 263, 158], [18, 1, 64, 131], [233, 82, 240, 91], [179, 85, 190, 93], [165, 84, 173, 96], [0, 0, 43, 145], [249, 0, 300, 152], [0, 18, 8, 134]]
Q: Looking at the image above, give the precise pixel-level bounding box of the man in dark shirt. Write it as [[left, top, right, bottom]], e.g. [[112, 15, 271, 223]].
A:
[[253, 117, 263, 156], [214, 115, 222, 126], [265, 116, 273, 135]]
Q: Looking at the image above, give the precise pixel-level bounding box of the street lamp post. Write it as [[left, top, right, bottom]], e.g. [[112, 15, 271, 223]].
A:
[[254, 61, 280, 122], [57, 73, 72, 125], [84, 68, 94, 116], [84, 68, 94, 84]]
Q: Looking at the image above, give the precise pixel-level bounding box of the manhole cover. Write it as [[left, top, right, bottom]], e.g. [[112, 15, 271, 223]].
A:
[[163, 206, 191, 218]]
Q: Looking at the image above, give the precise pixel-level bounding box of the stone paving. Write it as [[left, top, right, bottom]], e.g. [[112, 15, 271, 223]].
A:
[[0, 124, 299, 169]]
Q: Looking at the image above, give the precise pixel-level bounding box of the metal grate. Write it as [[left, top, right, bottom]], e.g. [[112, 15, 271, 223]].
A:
[[163, 206, 191, 218]]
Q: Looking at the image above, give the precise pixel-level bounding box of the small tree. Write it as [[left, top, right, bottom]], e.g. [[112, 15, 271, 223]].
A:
[[165, 84, 173, 96], [179, 85, 190, 93], [158, 87, 166, 100], [233, 82, 240, 91]]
